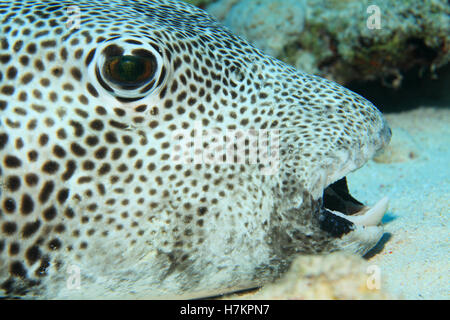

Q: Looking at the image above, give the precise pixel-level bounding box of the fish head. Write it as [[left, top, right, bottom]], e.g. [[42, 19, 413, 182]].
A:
[[0, 0, 391, 298]]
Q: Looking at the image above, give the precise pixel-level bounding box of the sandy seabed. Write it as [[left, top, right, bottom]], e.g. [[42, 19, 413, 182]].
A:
[[349, 107, 449, 299]]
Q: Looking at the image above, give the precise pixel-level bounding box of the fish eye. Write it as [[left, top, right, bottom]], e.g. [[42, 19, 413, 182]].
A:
[[103, 55, 157, 87], [92, 38, 168, 102]]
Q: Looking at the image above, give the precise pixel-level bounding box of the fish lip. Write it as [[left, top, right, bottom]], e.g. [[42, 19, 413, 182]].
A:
[[316, 113, 392, 234], [322, 176, 365, 216], [317, 176, 388, 237]]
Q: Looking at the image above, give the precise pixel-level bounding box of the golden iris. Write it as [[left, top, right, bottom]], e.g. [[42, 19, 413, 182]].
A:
[[104, 55, 155, 86]]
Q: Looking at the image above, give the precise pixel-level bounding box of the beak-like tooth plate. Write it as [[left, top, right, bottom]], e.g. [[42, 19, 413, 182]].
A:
[[330, 196, 389, 227]]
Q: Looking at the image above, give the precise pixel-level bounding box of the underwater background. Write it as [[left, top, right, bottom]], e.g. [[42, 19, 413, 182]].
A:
[[0, 0, 447, 300], [184, 0, 449, 299]]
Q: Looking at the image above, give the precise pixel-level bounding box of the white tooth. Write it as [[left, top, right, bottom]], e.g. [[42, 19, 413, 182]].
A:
[[330, 196, 389, 227]]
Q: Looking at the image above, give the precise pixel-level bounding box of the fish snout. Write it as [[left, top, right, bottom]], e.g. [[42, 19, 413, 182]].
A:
[[377, 117, 392, 152]]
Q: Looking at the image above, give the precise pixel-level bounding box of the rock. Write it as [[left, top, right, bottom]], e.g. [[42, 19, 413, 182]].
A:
[[207, 0, 240, 20], [205, 0, 449, 87], [210, 0, 306, 57], [224, 253, 391, 299]]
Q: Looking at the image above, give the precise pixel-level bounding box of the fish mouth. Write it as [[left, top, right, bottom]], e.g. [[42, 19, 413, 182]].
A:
[[318, 176, 389, 237]]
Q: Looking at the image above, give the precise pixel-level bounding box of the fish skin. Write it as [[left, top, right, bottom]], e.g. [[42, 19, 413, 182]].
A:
[[0, 0, 391, 298]]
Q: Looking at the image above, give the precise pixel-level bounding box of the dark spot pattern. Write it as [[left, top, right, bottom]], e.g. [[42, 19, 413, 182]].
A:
[[0, 0, 389, 299]]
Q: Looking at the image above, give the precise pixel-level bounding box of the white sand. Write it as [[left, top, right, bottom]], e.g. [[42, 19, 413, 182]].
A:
[[347, 107, 449, 299]]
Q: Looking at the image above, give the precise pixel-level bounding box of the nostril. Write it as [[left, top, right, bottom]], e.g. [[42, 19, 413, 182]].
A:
[[374, 118, 392, 155], [380, 119, 392, 146]]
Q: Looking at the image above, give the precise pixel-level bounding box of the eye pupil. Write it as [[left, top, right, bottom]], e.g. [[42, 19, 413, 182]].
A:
[[105, 55, 155, 86], [115, 56, 143, 81]]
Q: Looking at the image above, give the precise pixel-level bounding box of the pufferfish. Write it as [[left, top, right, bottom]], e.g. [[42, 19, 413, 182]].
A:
[[0, 0, 391, 299]]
